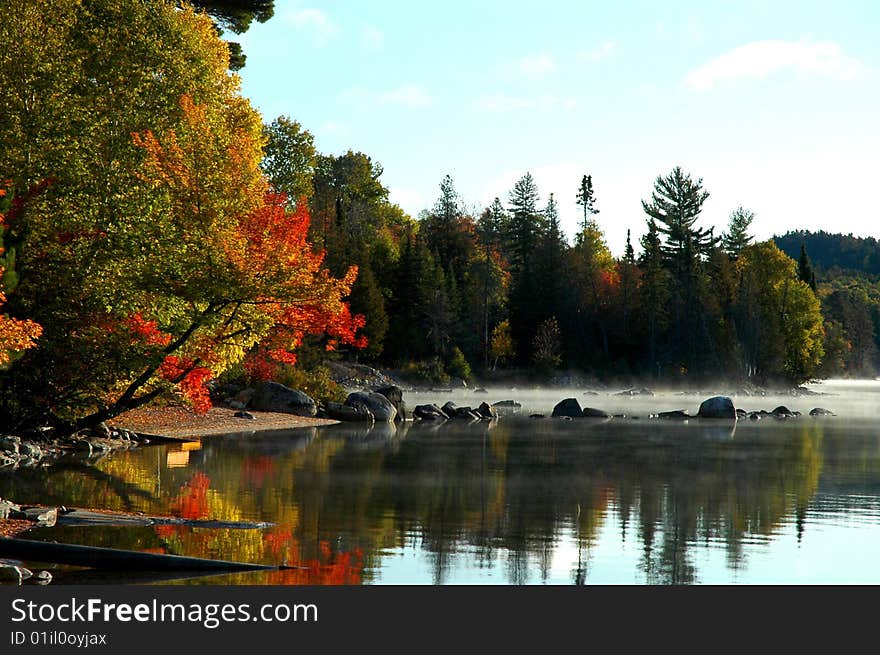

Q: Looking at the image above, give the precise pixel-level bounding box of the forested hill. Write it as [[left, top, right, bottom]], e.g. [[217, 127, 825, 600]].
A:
[[774, 231, 880, 278]]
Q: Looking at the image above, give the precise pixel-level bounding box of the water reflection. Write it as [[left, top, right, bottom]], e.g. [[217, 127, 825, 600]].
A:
[[4, 415, 880, 584]]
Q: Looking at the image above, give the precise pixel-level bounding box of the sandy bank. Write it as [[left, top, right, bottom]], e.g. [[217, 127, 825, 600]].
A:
[[109, 405, 338, 440]]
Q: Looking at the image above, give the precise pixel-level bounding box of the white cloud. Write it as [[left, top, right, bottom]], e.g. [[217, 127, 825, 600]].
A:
[[578, 40, 616, 62], [340, 85, 432, 110], [379, 84, 432, 108], [362, 25, 384, 50], [283, 8, 338, 45], [686, 40, 866, 90], [518, 53, 556, 78], [474, 94, 576, 112]]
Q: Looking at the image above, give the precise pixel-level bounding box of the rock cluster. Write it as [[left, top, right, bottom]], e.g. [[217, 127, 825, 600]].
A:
[[0, 424, 141, 470]]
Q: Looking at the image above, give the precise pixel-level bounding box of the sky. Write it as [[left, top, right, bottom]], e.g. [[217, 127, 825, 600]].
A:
[[234, 0, 880, 255]]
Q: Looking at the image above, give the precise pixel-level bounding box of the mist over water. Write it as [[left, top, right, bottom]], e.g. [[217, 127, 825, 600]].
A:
[[406, 377, 877, 418]]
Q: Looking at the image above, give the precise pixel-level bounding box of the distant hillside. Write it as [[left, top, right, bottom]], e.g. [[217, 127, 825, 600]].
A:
[[774, 230, 880, 279]]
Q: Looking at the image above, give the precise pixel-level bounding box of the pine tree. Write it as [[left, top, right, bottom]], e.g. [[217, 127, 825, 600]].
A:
[[575, 174, 599, 238], [347, 249, 388, 361], [638, 220, 671, 376], [535, 193, 568, 326], [798, 243, 818, 293], [506, 173, 544, 363], [641, 167, 716, 371], [617, 229, 640, 355], [507, 172, 543, 274], [721, 206, 755, 258]]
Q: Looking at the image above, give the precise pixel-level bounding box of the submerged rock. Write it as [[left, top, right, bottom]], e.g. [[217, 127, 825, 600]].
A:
[[809, 407, 835, 416], [656, 410, 690, 420], [582, 407, 610, 418]]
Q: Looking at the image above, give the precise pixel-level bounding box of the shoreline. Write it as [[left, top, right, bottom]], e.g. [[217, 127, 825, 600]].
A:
[[108, 406, 339, 440]]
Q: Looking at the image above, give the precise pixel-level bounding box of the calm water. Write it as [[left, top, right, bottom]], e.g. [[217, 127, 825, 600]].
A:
[[4, 379, 880, 585]]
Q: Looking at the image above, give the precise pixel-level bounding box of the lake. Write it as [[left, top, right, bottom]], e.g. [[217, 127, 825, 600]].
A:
[[4, 379, 880, 585]]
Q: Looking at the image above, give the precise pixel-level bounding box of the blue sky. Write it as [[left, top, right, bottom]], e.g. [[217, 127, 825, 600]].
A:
[[235, 1, 879, 255]]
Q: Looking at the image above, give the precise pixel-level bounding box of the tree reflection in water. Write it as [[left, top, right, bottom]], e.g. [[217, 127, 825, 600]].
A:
[[7, 415, 880, 585]]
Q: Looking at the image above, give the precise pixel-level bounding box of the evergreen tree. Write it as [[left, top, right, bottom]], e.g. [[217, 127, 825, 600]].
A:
[[421, 175, 475, 289], [638, 220, 671, 376], [347, 249, 388, 362], [798, 243, 818, 293], [507, 172, 543, 273], [721, 206, 754, 258], [535, 194, 568, 327], [641, 167, 716, 372], [506, 173, 544, 363], [575, 174, 599, 238], [617, 229, 640, 358], [384, 229, 430, 363], [189, 1, 275, 70]]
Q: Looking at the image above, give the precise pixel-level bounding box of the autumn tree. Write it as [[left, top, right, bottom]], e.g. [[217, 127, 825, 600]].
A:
[[0, 183, 42, 368], [532, 316, 563, 373], [0, 0, 362, 431], [735, 242, 824, 382], [570, 219, 618, 365]]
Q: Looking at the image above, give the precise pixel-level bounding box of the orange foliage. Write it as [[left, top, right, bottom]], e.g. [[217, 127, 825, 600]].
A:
[[168, 472, 212, 520], [233, 192, 367, 370], [129, 98, 365, 411], [0, 181, 42, 365], [124, 313, 172, 347], [158, 356, 212, 414]]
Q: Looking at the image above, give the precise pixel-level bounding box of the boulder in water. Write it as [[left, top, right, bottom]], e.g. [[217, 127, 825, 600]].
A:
[[552, 398, 582, 418], [413, 404, 448, 420], [251, 382, 317, 417], [697, 396, 737, 419], [345, 391, 397, 422]]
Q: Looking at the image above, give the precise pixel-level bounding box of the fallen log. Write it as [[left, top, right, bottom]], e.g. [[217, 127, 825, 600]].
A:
[[2, 499, 273, 530], [0, 538, 287, 572], [55, 509, 274, 530]]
